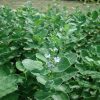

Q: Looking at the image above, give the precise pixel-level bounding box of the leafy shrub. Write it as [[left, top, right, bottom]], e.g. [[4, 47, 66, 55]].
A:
[[0, 5, 100, 100]]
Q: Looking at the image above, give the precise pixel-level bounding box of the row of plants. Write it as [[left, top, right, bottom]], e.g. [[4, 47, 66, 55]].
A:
[[0, 4, 100, 100]]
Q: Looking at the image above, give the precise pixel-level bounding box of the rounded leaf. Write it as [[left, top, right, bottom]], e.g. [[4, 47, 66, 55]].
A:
[[52, 57, 70, 72], [22, 59, 43, 71]]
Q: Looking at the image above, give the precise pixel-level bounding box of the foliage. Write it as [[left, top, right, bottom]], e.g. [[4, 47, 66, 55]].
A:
[[0, 5, 100, 100]]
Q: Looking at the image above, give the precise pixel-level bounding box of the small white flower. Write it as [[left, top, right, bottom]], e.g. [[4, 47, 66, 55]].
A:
[[53, 47, 58, 52], [54, 57, 61, 63], [44, 54, 51, 58]]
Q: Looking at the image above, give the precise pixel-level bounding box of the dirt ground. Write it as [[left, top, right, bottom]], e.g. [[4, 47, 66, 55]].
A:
[[0, 0, 99, 12]]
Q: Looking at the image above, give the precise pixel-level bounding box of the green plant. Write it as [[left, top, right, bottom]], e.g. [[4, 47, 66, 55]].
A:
[[0, 5, 100, 100]]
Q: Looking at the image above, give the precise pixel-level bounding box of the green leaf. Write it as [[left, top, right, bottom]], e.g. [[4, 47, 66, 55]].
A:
[[16, 61, 25, 72], [53, 78, 63, 86], [0, 75, 18, 98], [65, 52, 77, 65], [22, 59, 43, 71], [45, 78, 63, 88], [0, 67, 10, 79], [62, 72, 77, 81], [81, 49, 90, 57], [92, 11, 98, 20], [1, 92, 18, 100], [52, 57, 70, 72], [54, 84, 71, 94], [36, 75, 47, 85], [84, 56, 94, 66], [96, 45, 100, 57], [35, 90, 52, 100], [36, 53, 47, 62], [52, 93, 69, 100]]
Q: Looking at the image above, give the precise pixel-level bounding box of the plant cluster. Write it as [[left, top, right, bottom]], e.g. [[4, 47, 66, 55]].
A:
[[0, 5, 100, 100]]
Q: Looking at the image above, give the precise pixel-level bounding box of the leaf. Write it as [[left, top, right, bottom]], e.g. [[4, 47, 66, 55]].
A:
[[39, 48, 49, 55], [0, 67, 10, 79], [45, 78, 63, 88], [92, 11, 98, 20], [35, 90, 52, 100], [84, 56, 94, 66], [36, 75, 47, 85], [62, 72, 77, 81], [53, 78, 63, 86], [81, 49, 90, 57], [0, 75, 18, 98], [85, 56, 94, 62], [81, 15, 86, 22], [52, 93, 69, 100], [65, 52, 77, 65], [52, 57, 70, 72], [36, 53, 47, 62], [1, 92, 18, 100], [22, 59, 43, 71], [54, 84, 71, 94], [96, 45, 100, 57], [16, 61, 25, 72], [65, 66, 78, 73], [82, 71, 100, 79]]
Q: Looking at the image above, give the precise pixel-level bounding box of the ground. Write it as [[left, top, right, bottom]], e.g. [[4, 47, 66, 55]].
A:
[[0, 0, 99, 12]]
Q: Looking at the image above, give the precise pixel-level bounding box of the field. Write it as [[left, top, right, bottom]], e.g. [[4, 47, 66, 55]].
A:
[[0, 0, 100, 100], [0, 0, 99, 11]]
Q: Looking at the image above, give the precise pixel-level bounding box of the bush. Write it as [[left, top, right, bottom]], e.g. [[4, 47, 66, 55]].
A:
[[0, 5, 100, 100]]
